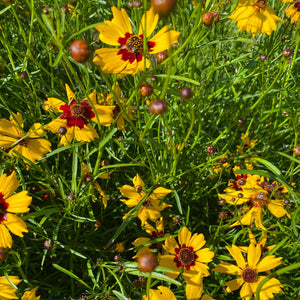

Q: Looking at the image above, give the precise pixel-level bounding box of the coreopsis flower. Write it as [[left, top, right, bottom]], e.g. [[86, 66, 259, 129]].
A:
[[213, 243, 283, 299], [82, 163, 110, 207], [236, 133, 257, 154], [159, 227, 214, 300], [132, 217, 165, 258], [210, 156, 231, 179], [119, 174, 172, 226], [229, 0, 283, 36], [229, 185, 290, 230], [0, 113, 51, 164], [44, 84, 114, 146], [0, 172, 32, 248], [0, 276, 22, 299], [21, 287, 40, 300], [98, 83, 134, 132], [93, 7, 180, 76]]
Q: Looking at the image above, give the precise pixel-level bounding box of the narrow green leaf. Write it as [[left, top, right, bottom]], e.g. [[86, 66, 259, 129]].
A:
[[113, 290, 129, 300]]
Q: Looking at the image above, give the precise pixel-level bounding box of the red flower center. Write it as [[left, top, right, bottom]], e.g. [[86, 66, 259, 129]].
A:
[[174, 244, 198, 270], [294, 2, 300, 11], [242, 268, 258, 282], [142, 198, 151, 207], [60, 100, 95, 129], [117, 33, 155, 64], [252, 191, 268, 207], [0, 192, 9, 224]]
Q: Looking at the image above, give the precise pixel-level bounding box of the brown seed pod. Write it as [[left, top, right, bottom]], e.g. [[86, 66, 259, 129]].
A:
[[156, 51, 168, 62], [151, 0, 176, 17], [137, 252, 157, 272], [149, 99, 167, 115], [293, 146, 300, 156], [69, 40, 91, 63], [206, 145, 216, 154], [180, 88, 192, 99], [140, 83, 153, 97], [202, 12, 214, 26]]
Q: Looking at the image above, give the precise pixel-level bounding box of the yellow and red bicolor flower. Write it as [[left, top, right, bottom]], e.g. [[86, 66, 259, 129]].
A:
[[93, 7, 180, 76]]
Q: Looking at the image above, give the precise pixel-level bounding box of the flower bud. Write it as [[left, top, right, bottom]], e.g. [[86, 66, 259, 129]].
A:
[[137, 252, 157, 272], [149, 99, 168, 115], [70, 40, 91, 63]]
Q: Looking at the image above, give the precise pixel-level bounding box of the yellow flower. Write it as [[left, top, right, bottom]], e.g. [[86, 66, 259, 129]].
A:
[[98, 83, 134, 132], [213, 243, 283, 299], [43, 84, 114, 146], [0, 275, 22, 299], [236, 132, 257, 154], [159, 227, 214, 300], [21, 287, 40, 300], [81, 163, 110, 208], [119, 174, 172, 226], [93, 7, 180, 76], [0, 113, 51, 164], [0, 172, 32, 248], [229, 0, 283, 36], [285, 2, 300, 23], [132, 217, 165, 258], [142, 286, 177, 300]]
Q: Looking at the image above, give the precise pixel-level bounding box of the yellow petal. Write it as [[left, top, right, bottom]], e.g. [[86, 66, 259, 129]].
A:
[[59, 126, 74, 146], [21, 286, 40, 300], [185, 271, 203, 300], [139, 8, 159, 37], [247, 242, 261, 269], [0, 118, 22, 138], [4, 213, 28, 237], [151, 187, 172, 200], [74, 124, 99, 143], [28, 123, 46, 138], [6, 191, 32, 213], [240, 282, 252, 299], [150, 27, 180, 54], [163, 236, 179, 254], [0, 135, 17, 148], [213, 262, 241, 275], [256, 255, 282, 272], [224, 278, 244, 293], [0, 224, 13, 248], [96, 21, 125, 46], [0, 172, 19, 199], [10, 112, 24, 128], [159, 254, 181, 279], [93, 48, 129, 74], [189, 232, 205, 251], [43, 97, 65, 112], [44, 118, 67, 134], [111, 7, 132, 36], [65, 84, 76, 102], [119, 185, 140, 200], [268, 200, 290, 218], [226, 245, 246, 269], [179, 226, 191, 246]]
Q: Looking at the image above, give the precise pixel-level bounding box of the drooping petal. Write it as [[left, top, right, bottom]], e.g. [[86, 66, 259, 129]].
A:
[[212, 262, 241, 275], [240, 282, 252, 299], [268, 200, 290, 218], [21, 286, 40, 300], [44, 118, 67, 134], [0, 135, 17, 148], [159, 254, 181, 279], [0, 224, 13, 248], [185, 271, 203, 300], [27, 123, 47, 138], [195, 247, 214, 264], [151, 187, 172, 200], [4, 213, 28, 237], [224, 278, 244, 293]]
